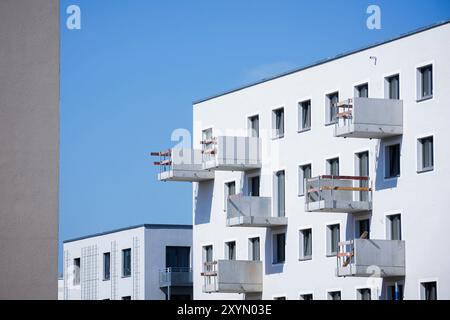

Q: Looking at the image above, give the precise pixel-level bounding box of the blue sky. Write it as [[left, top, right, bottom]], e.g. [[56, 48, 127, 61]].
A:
[[59, 0, 450, 270]]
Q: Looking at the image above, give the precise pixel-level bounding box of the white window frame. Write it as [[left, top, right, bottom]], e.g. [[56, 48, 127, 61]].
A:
[[248, 236, 261, 261], [326, 222, 341, 257], [416, 63, 434, 101], [298, 163, 312, 197], [298, 99, 312, 132], [272, 230, 286, 265], [272, 106, 285, 139], [327, 290, 342, 300], [298, 227, 313, 261], [417, 135, 434, 173], [224, 240, 237, 261], [385, 212, 402, 241], [325, 91, 339, 125], [384, 140, 401, 179], [384, 73, 400, 99], [419, 278, 438, 300]]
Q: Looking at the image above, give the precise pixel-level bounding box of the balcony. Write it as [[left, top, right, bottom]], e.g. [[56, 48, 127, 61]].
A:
[[305, 175, 372, 213], [226, 194, 287, 227], [334, 97, 403, 139], [202, 136, 262, 171], [202, 260, 263, 293], [159, 267, 193, 288], [336, 239, 406, 278], [152, 149, 214, 182]]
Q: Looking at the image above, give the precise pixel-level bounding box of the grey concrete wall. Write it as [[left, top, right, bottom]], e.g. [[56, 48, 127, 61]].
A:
[[0, 0, 59, 299]]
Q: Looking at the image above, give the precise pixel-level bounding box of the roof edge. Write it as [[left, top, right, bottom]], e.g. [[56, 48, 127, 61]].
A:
[[193, 19, 450, 105], [63, 223, 193, 244]]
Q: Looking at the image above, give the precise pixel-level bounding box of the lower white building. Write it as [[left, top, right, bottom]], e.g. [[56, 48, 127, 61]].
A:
[[62, 224, 193, 300]]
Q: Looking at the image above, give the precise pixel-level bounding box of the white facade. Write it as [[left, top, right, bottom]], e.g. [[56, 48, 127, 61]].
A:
[[184, 21, 450, 300], [62, 224, 192, 300]]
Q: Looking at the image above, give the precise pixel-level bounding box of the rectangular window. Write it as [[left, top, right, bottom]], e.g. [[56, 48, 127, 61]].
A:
[[166, 246, 190, 268], [273, 108, 285, 138], [327, 158, 339, 176], [274, 170, 285, 217], [298, 164, 312, 196], [355, 83, 369, 98], [421, 281, 437, 300], [122, 248, 131, 277], [202, 128, 214, 156], [299, 228, 312, 260], [357, 218, 370, 239], [103, 252, 111, 281], [356, 151, 369, 201], [73, 258, 81, 286], [385, 144, 400, 178], [273, 233, 286, 264], [418, 136, 434, 172], [326, 92, 339, 124], [386, 74, 400, 99], [122, 296, 131, 300], [225, 241, 236, 260], [328, 291, 341, 300], [387, 214, 402, 240], [417, 65, 433, 100], [387, 284, 404, 300], [248, 176, 260, 197], [358, 288, 371, 300], [300, 293, 313, 300], [274, 296, 286, 300], [248, 115, 259, 138], [327, 224, 340, 256], [298, 100, 311, 131], [249, 237, 260, 261], [224, 181, 236, 210], [203, 245, 213, 263]]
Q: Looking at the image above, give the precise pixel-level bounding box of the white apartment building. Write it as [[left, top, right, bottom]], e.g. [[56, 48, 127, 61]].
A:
[[153, 20, 450, 300], [62, 224, 193, 300]]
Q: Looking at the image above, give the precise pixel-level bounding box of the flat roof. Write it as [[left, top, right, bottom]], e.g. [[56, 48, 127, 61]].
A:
[[193, 19, 450, 105], [63, 223, 192, 243]]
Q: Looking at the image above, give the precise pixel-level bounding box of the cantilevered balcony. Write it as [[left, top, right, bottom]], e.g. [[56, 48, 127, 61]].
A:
[[152, 149, 214, 182], [305, 175, 372, 213], [159, 267, 193, 288], [201, 136, 262, 171], [336, 239, 406, 278], [334, 97, 403, 139], [202, 260, 263, 293], [226, 194, 287, 227]]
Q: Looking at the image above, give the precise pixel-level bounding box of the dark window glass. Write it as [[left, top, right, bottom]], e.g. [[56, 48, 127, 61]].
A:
[[122, 249, 131, 277]]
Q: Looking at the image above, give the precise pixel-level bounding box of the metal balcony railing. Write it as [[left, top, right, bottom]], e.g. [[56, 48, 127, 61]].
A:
[[151, 148, 214, 182], [201, 260, 263, 293], [201, 136, 262, 171], [226, 194, 287, 227], [336, 239, 406, 278], [305, 175, 372, 213], [159, 267, 193, 287], [334, 97, 403, 139]]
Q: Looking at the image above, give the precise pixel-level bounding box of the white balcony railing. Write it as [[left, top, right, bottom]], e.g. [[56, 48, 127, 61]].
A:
[[202, 260, 263, 293], [152, 148, 214, 182], [336, 239, 406, 278], [305, 175, 372, 213], [226, 194, 287, 227], [334, 97, 403, 139], [201, 136, 261, 171]]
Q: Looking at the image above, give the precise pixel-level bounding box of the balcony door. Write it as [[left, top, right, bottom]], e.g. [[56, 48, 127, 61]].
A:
[[166, 246, 190, 269], [357, 151, 369, 201]]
